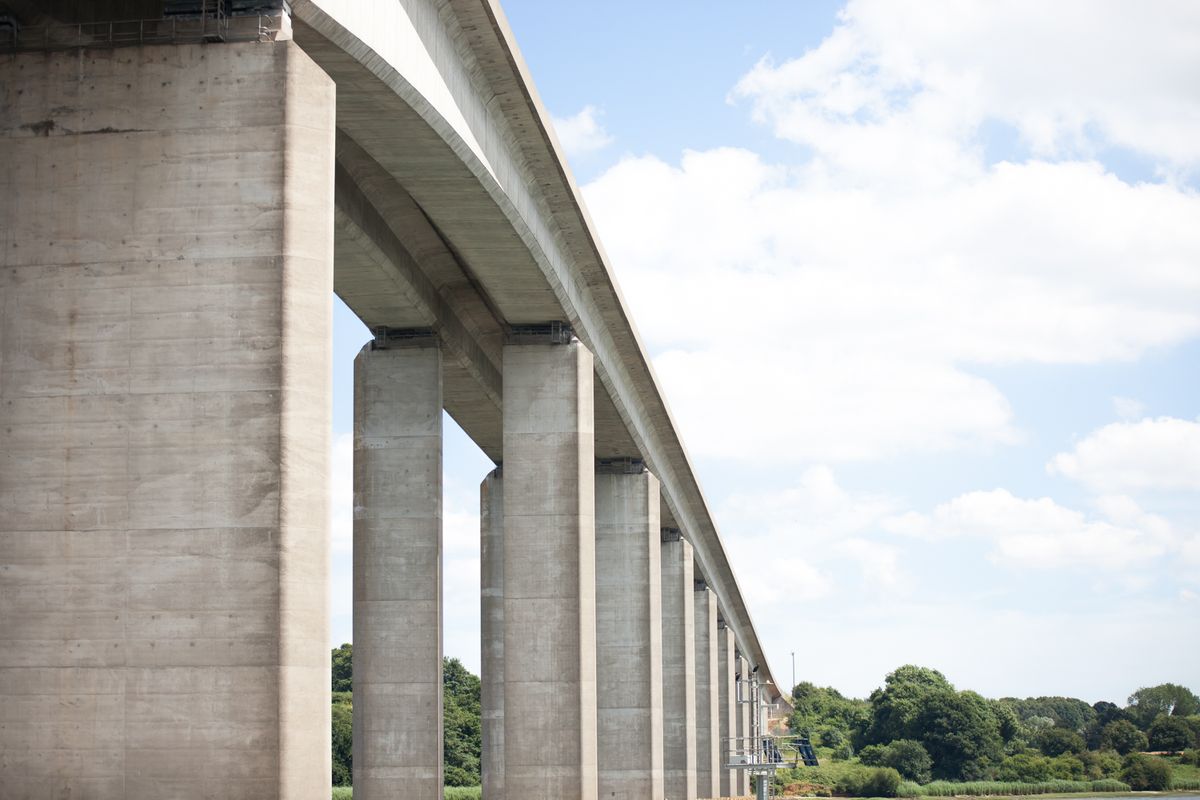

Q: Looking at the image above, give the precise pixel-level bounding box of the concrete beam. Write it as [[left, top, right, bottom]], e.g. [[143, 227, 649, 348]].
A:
[[352, 342, 444, 799], [595, 466, 664, 800], [501, 340, 597, 800]]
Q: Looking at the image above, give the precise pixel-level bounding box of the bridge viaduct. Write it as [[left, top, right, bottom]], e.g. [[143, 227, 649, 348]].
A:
[[0, 1, 790, 798]]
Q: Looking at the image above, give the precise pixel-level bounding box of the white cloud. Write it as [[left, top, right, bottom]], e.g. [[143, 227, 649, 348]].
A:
[[1048, 417, 1200, 493], [1113, 396, 1147, 420], [331, 432, 354, 554], [886, 488, 1177, 570], [733, 0, 1200, 175], [550, 105, 614, 158]]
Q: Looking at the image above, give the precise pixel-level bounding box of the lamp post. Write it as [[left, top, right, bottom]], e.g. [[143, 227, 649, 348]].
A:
[[791, 651, 795, 692]]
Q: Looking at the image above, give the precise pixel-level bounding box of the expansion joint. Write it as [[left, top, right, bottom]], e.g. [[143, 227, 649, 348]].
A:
[[370, 326, 438, 350], [596, 456, 645, 474], [505, 321, 574, 345]]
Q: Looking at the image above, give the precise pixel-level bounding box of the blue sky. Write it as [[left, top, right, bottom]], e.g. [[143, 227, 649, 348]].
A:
[[330, 1, 1200, 704]]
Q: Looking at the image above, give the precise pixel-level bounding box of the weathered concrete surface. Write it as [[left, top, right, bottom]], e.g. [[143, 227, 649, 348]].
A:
[[694, 587, 720, 800], [481, 467, 505, 800], [717, 624, 736, 797], [501, 341, 597, 800], [661, 534, 697, 800], [0, 41, 333, 799], [595, 469, 664, 800], [352, 343, 443, 798]]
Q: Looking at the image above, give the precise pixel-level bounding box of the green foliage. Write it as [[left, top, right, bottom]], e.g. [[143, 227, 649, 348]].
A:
[[1033, 726, 1084, 757], [1099, 718, 1147, 754], [332, 643, 353, 693], [1182, 748, 1200, 766], [332, 694, 353, 787], [859, 739, 932, 783], [914, 779, 1130, 796], [443, 657, 482, 786], [835, 766, 902, 797], [1075, 748, 1122, 780], [443, 788, 482, 800], [994, 751, 1055, 782], [791, 681, 872, 747], [332, 787, 353, 800], [916, 689, 1004, 780], [1127, 683, 1200, 729], [1121, 752, 1173, 790], [1148, 713, 1196, 751], [1003, 697, 1097, 733], [860, 666, 955, 748]]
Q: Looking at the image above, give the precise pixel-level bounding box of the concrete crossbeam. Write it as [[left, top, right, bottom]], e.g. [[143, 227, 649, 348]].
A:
[[595, 468, 665, 800], [352, 343, 443, 799], [481, 468, 505, 800], [695, 587, 720, 800], [718, 624, 737, 797], [500, 340, 598, 800], [661, 534, 698, 800], [0, 40, 333, 800]]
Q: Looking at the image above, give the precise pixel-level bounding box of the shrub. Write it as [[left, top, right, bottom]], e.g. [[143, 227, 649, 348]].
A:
[[1121, 753, 1172, 790], [1181, 747, 1200, 766], [859, 743, 888, 766], [837, 766, 902, 797], [1076, 748, 1122, 779], [832, 742, 856, 761], [896, 781, 922, 797], [995, 751, 1053, 782], [1035, 726, 1085, 757], [885, 740, 933, 784]]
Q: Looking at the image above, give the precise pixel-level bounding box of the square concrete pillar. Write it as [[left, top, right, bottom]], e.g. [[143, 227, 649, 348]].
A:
[[694, 586, 720, 800], [481, 468, 505, 800], [353, 342, 443, 800], [595, 467, 665, 800], [736, 655, 753, 797], [0, 41, 333, 800], [717, 624, 737, 797], [661, 533, 697, 800], [501, 340, 597, 800]]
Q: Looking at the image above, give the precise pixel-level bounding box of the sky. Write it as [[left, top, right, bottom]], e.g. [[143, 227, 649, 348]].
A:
[[329, 0, 1200, 704]]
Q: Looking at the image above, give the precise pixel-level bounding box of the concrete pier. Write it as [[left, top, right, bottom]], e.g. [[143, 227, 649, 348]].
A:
[[481, 468, 505, 800], [352, 342, 444, 799], [0, 41, 333, 800], [737, 654, 753, 797], [500, 340, 598, 800], [718, 623, 737, 797], [595, 467, 665, 800], [695, 586, 720, 800], [661, 532, 698, 800]]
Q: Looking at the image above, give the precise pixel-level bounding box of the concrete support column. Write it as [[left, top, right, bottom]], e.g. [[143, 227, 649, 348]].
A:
[[694, 585, 720, 799], [501, 338, 597, 800], [481, 468, 505, 800], [717, 624, 737, 797], [595, 466, 665, 800], [0, 41, 333, 800], [736, 654, 753, 797], [353, 341, 443, 799], [661, 532, 697, 800]]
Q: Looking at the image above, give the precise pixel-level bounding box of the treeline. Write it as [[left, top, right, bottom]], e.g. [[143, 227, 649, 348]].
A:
[[329, 644, 482, 787], [785, 665, 1200, 792]]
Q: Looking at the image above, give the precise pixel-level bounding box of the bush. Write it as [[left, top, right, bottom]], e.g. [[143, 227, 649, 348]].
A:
[[832, 742, 855, 761], [885, 740, 933, 783], [1076, 748, 1122, 779], [1035, 726, 1085, 757], [896, 780, 922, 797], [859, 743, 888, 766], [995, 751, 1054, 782], [836, 766, 902, 797], [1181, 747, 1200, 766], [1121, 753, 1172, 790]]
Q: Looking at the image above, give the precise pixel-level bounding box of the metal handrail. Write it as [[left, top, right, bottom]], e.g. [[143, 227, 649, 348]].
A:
[[0, 13, 283, 51]]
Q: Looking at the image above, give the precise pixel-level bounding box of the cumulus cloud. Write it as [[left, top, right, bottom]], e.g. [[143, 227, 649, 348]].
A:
[[551, 105, 614, 158], [884, 488, 1177, 570], [1048, 417, 1200, 493]]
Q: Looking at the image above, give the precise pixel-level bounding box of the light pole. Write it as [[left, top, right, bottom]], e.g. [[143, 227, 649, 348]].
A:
[[790, 651, 795, 692]]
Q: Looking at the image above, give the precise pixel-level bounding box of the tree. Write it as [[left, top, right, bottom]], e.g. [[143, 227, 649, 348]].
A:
[[332, 642, 353, 693], [790, 681, 871, 745], [443, 657, 482, 786], [883, 739, 933, 784], [1120, 753, 1172, 790], [1099, 719, 1148, 755], [915, 690, 1004, 780], [1147, 714, 1196, 752], [1035, 726, 1085, 757], [1005, 696, 1096, 733], [1127, 684, 1200, 729], [860, 666, 955, 748], [332, 695, 353, 786]]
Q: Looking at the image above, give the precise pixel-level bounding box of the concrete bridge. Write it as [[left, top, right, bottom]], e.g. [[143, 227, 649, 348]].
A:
[[0, 1, 790, 798]]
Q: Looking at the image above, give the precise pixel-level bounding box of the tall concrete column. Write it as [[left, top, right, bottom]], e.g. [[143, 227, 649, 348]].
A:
[[0, 41, 333, 800], [694, 585, 720, 799], [717, 623, 737, 797], [736, 654, 753, 797], [595, 465, 665, 800], [481, 468, 505, 800], [501, 337, 597, 800], [661, 531, 697, 800], [353, 340, 443, 799]]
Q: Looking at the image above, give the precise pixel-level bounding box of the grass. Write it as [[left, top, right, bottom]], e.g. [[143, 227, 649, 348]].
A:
[[910, 780, 1131, 796], [330, 788, 480, 800]]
